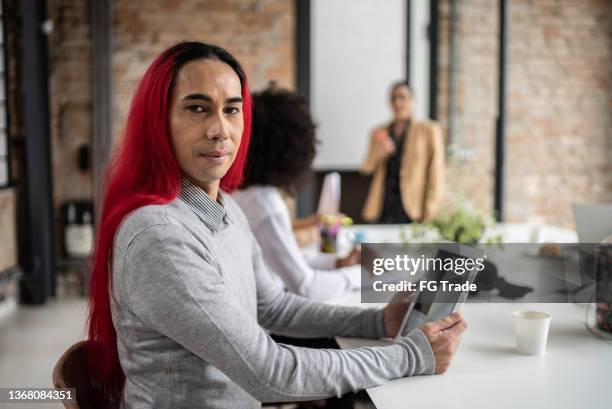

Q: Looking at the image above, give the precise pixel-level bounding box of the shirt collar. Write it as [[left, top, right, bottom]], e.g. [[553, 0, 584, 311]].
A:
[[179, 178, 228, 232]]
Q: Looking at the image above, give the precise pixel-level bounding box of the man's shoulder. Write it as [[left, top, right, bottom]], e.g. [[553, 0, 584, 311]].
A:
[[115, 202, 184, 249]]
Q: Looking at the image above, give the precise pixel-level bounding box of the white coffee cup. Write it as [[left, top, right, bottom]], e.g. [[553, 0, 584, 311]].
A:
[[513, 310, 551, 355]]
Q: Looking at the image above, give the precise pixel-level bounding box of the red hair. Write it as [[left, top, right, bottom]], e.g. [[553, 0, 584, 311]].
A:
[[87, 42, 252, 397]]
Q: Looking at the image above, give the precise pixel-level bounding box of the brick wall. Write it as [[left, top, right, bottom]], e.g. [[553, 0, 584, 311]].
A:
[[46, 0, 295, 198], [112, 0, 295, 139], [437, 0, 612, 227], [506, 0, 612, 226], [46, 0, 94, 248], [44, 0, 295, 256], [47, 0, 94, 206], [437, 0, 499, 217], [42, 0, 611, 234]]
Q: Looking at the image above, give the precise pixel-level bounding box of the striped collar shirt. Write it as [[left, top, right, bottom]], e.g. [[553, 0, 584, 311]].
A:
[[179, 177, 228, 232]]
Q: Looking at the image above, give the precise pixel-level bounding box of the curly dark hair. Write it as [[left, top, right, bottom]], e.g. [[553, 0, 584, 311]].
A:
[[240, 86, 317, 195]]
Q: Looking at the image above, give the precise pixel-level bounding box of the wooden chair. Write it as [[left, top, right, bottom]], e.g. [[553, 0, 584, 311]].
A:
[[52, 341, 119, 409]]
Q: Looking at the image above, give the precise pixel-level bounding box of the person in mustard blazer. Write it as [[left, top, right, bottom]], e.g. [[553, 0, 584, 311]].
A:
[[361, 81, 445, 223]]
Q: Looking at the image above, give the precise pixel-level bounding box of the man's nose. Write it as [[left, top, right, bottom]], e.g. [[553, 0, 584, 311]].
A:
[[206, 115, 230, 141]]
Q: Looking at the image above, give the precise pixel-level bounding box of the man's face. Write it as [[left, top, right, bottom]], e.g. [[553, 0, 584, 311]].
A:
[[168, 58, 244, 191], [390, 85, 413, 119]]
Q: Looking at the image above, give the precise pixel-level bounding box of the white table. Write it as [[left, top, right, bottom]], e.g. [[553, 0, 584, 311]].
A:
[[332, 292, 612, 409], [339, 222, 578, 248], [330, 224, 609, 409]]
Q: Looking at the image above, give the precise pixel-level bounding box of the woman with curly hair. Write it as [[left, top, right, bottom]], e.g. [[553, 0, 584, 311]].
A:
[[87, 42, 466, 409], [233, 87, 361, 301]]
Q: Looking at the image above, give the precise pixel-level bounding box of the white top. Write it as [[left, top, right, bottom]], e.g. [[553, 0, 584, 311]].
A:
[[233, 186, 360, 301]]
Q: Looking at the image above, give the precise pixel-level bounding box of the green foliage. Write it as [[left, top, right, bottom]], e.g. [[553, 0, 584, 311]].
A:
[[427, 204, 498, 244]]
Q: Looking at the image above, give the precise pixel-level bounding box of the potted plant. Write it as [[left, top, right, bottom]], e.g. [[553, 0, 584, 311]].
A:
[[427, 202, 501, 245]]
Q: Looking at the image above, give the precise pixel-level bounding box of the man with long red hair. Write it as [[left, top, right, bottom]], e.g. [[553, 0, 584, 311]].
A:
[[87, 41, 466, 408]]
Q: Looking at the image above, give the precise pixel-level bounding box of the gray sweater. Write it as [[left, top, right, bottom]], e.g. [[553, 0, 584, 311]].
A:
[[110, 179, 435, 408]]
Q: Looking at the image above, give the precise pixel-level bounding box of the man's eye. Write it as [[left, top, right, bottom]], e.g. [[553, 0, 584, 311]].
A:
[[187, 105, 206, 113], [225, 107, 241, 115]]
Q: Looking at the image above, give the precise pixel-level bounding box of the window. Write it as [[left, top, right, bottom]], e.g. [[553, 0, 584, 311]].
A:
[[310, 0, 408, 170], [0, 2, 9, 188]]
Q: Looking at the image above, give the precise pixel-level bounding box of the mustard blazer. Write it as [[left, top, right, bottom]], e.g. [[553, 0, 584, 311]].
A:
[[361, 120, 445, 222]]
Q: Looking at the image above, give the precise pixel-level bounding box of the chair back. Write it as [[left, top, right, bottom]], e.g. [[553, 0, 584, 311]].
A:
[[52, 341, 120, 409]]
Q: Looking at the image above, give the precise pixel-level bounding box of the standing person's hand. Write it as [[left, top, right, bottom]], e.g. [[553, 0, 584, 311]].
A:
[[420, 313, 467, 374], [372, 129, 396, 160]]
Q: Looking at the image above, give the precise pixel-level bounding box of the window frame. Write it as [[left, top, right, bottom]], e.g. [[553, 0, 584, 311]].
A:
[[0, 1, 12, 190]]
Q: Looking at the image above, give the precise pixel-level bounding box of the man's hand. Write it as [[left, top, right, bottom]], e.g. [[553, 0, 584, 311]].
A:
[[421, 312, 467, 374]]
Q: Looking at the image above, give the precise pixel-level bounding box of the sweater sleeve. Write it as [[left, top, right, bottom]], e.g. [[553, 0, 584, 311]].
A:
[[122, 223, 435, 403]]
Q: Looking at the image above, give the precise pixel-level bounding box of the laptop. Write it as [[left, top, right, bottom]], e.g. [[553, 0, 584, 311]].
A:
[[573, 203, 612, 251]]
